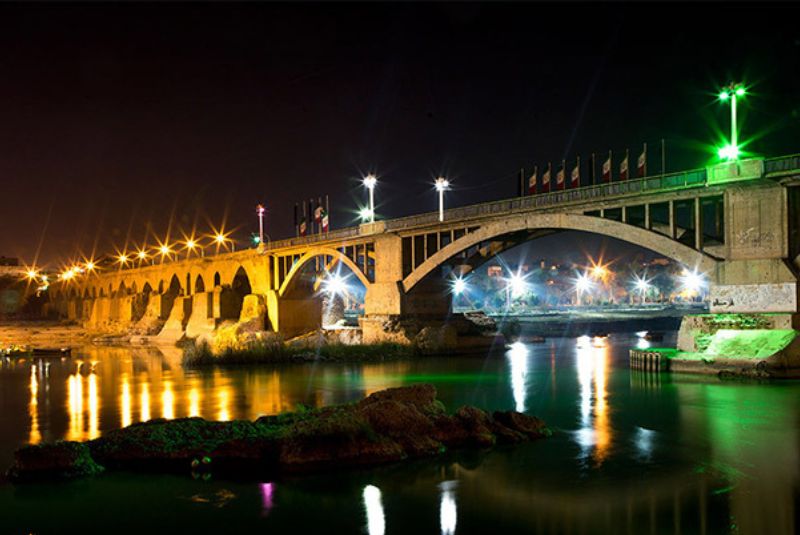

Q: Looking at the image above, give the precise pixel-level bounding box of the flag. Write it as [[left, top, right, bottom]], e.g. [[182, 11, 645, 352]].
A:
[[556, 161, 565, 190], [299, 217, 307, 237], [571, 159, 580, 188], [541, 164, 551, 193], [620, 151, 629, 181], [321, 208, 329, 232], [602, 152, 612, 183], [528, 165, 538, 195], [637, 144, 647, 177], [314, 197, 323, 223]]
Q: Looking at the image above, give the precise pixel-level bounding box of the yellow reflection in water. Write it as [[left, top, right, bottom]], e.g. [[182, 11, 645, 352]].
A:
[[140, 380, 151, 423], [66, 365, 83, 441], [120, 374, 132, 428], [575, 340, 611, 465], [218, 387, 231, 421], [29, 364, 41, 444], [87, 372, 100, 440], [188, 383, 201, 418], [162, 379, 175, 420]]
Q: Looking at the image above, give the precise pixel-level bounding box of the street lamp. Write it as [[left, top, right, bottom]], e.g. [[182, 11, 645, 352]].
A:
[[363, 174, 377, 223], [717, 82, 746, 160], [435, 177, 450, 222], [575, 272, 592, 306], [633, 275, 650, 304], [256, 204, 265, 245]]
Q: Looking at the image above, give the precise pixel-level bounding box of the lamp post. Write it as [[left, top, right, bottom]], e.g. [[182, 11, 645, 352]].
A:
[[435, 177, 450, 222], [363, 174, 377, 223], [256, 204, 265, 245], [718, 82, 746, 160]]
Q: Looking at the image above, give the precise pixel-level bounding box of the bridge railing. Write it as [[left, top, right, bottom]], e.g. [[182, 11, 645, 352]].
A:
[[765, 154, 800, 175], [384, 168, 708, 231]]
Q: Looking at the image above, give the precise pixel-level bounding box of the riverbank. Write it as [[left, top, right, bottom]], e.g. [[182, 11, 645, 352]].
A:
[[7, 384, 549, 482], [0, 320, 89, 349]]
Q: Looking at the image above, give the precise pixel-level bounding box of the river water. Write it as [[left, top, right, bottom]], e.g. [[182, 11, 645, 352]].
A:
[[0, 333, 798, 534]]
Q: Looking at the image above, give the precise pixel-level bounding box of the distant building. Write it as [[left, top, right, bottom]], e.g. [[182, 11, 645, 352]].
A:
[[0, 256, 19, 266]]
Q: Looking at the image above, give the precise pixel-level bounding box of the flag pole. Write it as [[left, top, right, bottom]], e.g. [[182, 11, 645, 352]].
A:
[[325, 194, 330, 232], [294, 202, 298, 237], [592, 153, 596, 185], [644, 142, 648, 177], [519, 168, 524, 197], [661, 138, 666, 176]]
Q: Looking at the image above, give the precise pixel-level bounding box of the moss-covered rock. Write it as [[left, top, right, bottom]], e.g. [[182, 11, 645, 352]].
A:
[[8, 384, 550, 482], [7, 441, 104, 482]]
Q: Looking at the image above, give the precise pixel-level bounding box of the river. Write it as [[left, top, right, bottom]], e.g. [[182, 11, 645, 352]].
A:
[[0, 333, 798, 534]]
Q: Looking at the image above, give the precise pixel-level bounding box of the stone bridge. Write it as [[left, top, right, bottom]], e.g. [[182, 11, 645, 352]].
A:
[[48, 155, 800, 343]]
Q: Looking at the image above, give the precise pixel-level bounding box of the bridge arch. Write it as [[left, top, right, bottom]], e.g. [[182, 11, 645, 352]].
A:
[[194, 274, 206, 294], [402, 213, 720, 293], [278, 247, 371, 298]]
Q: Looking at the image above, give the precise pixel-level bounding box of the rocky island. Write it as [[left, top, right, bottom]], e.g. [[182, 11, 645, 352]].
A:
[[7, 384, 549, 482]]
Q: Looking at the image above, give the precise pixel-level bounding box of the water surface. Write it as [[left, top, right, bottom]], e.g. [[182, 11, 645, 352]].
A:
[[1, 334, 798, 534]]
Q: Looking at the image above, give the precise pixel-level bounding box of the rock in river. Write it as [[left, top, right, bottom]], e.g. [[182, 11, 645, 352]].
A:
[[7, 384, 550, 482]]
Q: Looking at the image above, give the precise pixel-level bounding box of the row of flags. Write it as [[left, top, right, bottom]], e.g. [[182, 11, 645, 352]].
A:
[[526, 143, 652, 195], [294, 196, 330, 237]]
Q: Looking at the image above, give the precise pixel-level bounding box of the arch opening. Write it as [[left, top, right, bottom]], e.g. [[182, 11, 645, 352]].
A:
[[411, 227, 713, 326], [281, 254, 368, 334]]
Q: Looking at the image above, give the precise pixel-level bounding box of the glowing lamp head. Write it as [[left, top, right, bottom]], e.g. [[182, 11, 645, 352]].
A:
[[159, 245, 171, 256], [575, 273, 592, 292], [359, 207, 374, 222], [322, 274, 347, 296], [26, 269, 38, 280], [85, 261, 95, 271], [117, 254, 128, 264], [256, 204, 265, 216], [137, 250, 147, 260], [591, 265, 607, 279], [435, 177, 450, 192], [452, 277, 467, 295], [679, 268, 705, 295], [60, 269, 75, 281], [633, 275, 650, 293], [186, 240, 196, 250], [718, 143, 740, 161], [718, 90, 730, 101], [507, 273, 527, 297], [363, 174, 377, 189], [215, 233, 226, 244], [735, 86, 746, 97]]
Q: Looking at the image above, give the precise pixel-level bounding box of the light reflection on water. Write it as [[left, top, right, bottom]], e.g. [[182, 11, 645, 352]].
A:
[[575, 337, 611, 465], [2, 336, 800, 534]]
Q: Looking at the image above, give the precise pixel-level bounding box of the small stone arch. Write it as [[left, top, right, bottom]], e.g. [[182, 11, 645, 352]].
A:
[[143, 282, 153, 295], [194, 274, 206, 294], [213, 272, 221, 288]]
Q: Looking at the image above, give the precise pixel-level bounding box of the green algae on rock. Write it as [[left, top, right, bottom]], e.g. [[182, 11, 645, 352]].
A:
[[7, 384, 549, 482]]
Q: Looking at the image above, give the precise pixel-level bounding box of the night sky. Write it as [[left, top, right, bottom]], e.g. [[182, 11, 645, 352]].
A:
[[1, 2, 799, 267]]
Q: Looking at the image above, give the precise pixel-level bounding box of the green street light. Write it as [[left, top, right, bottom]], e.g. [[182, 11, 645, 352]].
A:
[[717, 82, 746, 161]]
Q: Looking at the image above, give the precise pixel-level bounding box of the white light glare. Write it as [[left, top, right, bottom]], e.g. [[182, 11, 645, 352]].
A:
[[507, 272, 526, 297], [679, 268, 704, 294], [321, 273, 347, 296], [452, 277, 467, 295], [359, 207, 374, 222]]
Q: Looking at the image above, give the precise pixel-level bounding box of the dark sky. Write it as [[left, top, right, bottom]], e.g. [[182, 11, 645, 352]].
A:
[[2, 2, 799, 267]]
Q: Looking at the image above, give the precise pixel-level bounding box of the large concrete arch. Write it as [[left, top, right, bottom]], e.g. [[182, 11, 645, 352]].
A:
[[278, 246, 371, 297], [403, 213, 721, 293]]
